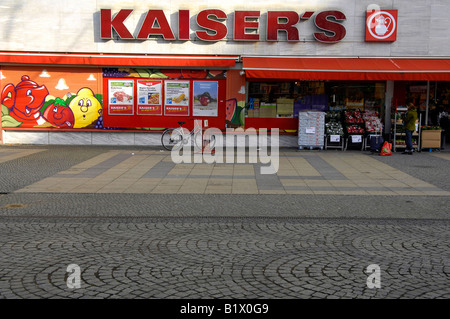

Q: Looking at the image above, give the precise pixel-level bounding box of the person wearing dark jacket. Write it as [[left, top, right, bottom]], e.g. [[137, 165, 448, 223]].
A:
[[403, 103, 418, 154]]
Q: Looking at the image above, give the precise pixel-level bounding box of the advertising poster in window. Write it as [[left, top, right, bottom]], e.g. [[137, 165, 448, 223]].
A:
[[164, 80, 190, 116], [108, 80, 134, 115], [193, 81, 218, 117], [137, 80, 162, 116]]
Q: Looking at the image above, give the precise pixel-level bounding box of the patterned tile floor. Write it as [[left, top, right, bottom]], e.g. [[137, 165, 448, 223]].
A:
[[12, 149, 450, 196]]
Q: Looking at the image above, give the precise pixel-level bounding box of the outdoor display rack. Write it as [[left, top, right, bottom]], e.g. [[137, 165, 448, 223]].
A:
[[324, 111, 345, 150], [343, 110, 365, 151], [392, 107, 422, 152]]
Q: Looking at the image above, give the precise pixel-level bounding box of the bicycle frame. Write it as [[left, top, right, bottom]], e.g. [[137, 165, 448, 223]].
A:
[[176, 119, 202, 139]]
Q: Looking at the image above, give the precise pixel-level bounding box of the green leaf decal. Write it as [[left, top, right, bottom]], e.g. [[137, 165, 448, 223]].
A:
[[1, 104, 10, 116], [2, 115, 22, 127]]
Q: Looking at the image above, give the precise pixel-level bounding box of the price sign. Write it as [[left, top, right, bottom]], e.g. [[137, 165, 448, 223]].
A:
[[306, 127, 316, 134], [330, 135, 340, 142], [352, 135, 362, 143]]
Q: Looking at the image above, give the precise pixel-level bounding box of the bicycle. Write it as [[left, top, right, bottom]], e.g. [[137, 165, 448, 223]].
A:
[[161, 118, 215, 151]]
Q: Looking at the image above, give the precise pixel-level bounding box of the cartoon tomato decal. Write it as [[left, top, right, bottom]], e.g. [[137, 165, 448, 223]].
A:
[[199, 95, 210, 106], [198, 92, 212, 106], [42, 98, 75, 128]]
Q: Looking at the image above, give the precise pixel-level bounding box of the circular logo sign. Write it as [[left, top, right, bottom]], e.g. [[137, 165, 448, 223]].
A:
[[366, 10, 397, 41]]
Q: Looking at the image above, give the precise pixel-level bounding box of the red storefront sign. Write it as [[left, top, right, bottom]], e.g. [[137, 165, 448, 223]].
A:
[[366, 10, 398, 42], [100, 9, 347, 44]]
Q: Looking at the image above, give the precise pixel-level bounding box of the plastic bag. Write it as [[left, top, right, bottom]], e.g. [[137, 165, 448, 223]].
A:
[[380, 141, 393, 156]]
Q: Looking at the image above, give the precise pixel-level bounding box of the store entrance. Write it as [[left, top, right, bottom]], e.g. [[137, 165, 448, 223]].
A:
[[393, 81, 450, 149]]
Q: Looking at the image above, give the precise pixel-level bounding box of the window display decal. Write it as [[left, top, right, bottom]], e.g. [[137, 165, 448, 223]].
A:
[[69, 88, 103, 128], [1, 69, 103, 129], [193, 81, 218, 117], [137, 80, 162, 116], [1, 75, 49, 127], [164, 80, 190, 116], [108, 79, 134, 115], [224, 70, 246, 129]]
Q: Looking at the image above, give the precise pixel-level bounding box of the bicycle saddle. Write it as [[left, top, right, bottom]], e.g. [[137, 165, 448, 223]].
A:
[[178, 122, 185, 126]]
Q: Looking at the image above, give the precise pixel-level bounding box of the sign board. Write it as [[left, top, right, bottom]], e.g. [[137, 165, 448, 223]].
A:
[[137, 80, 162, 115], [193, 81, 219, 117], [100, 9, 348, 44], [164, 80, 190, 116], [108, 80, 134, 115], [330, 135, 341, 142], [351, 135, 362, 143]]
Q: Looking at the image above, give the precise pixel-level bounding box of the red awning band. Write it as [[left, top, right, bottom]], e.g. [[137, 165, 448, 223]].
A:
[[0, 52, 238, 68], [243, 57, 450, 81]]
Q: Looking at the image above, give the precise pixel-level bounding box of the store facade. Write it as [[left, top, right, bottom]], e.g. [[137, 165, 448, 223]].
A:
[[1, 0, 450, 146]]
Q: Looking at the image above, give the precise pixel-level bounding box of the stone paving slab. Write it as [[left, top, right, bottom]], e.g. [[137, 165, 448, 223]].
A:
[[9, 149, 450, 196]]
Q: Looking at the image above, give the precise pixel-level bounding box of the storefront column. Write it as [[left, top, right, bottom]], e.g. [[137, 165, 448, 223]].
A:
[[385, 80, 394, 134], [425, 81, 430, 125], [0, 104, 3, 143]]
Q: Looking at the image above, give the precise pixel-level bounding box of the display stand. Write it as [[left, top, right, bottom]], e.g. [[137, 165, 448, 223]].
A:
[[344, 110, 365, 151], [324, 111, 345, 151], [363, 110, 383, 151], [344, 134, 365, 151], [392, 107, 422, 152], [325, 135, 345, 150]]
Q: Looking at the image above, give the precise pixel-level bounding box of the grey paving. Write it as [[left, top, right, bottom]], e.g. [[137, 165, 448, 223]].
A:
[[304, 155, 347, 180], [0, 144, 449, 300]]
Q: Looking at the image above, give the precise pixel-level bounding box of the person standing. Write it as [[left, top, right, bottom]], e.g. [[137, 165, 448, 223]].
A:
[[403, 103, 418, 155]]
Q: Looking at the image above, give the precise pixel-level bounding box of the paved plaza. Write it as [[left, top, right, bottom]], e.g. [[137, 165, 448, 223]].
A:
[[0, 144, 449, 300]]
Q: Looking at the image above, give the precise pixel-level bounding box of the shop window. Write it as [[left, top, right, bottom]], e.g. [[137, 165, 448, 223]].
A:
[[246, 80, 385, 134], [247, 81, 385, 119]]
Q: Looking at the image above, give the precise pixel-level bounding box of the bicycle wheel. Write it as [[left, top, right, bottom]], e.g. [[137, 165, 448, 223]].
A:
[[161, 128, 183, 151]]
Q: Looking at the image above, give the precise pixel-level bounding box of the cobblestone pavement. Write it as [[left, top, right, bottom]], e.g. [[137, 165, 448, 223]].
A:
[[0, 145, 449, 300]]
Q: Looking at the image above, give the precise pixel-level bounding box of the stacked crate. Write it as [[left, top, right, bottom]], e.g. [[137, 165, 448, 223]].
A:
[[298, 111, 325, 150]]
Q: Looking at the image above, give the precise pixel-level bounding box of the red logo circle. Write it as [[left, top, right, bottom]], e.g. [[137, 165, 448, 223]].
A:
[[366, 11, 397, 41]]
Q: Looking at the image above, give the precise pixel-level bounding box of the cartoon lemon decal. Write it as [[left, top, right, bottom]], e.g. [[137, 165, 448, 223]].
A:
[[69, 88, 102, 129]]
